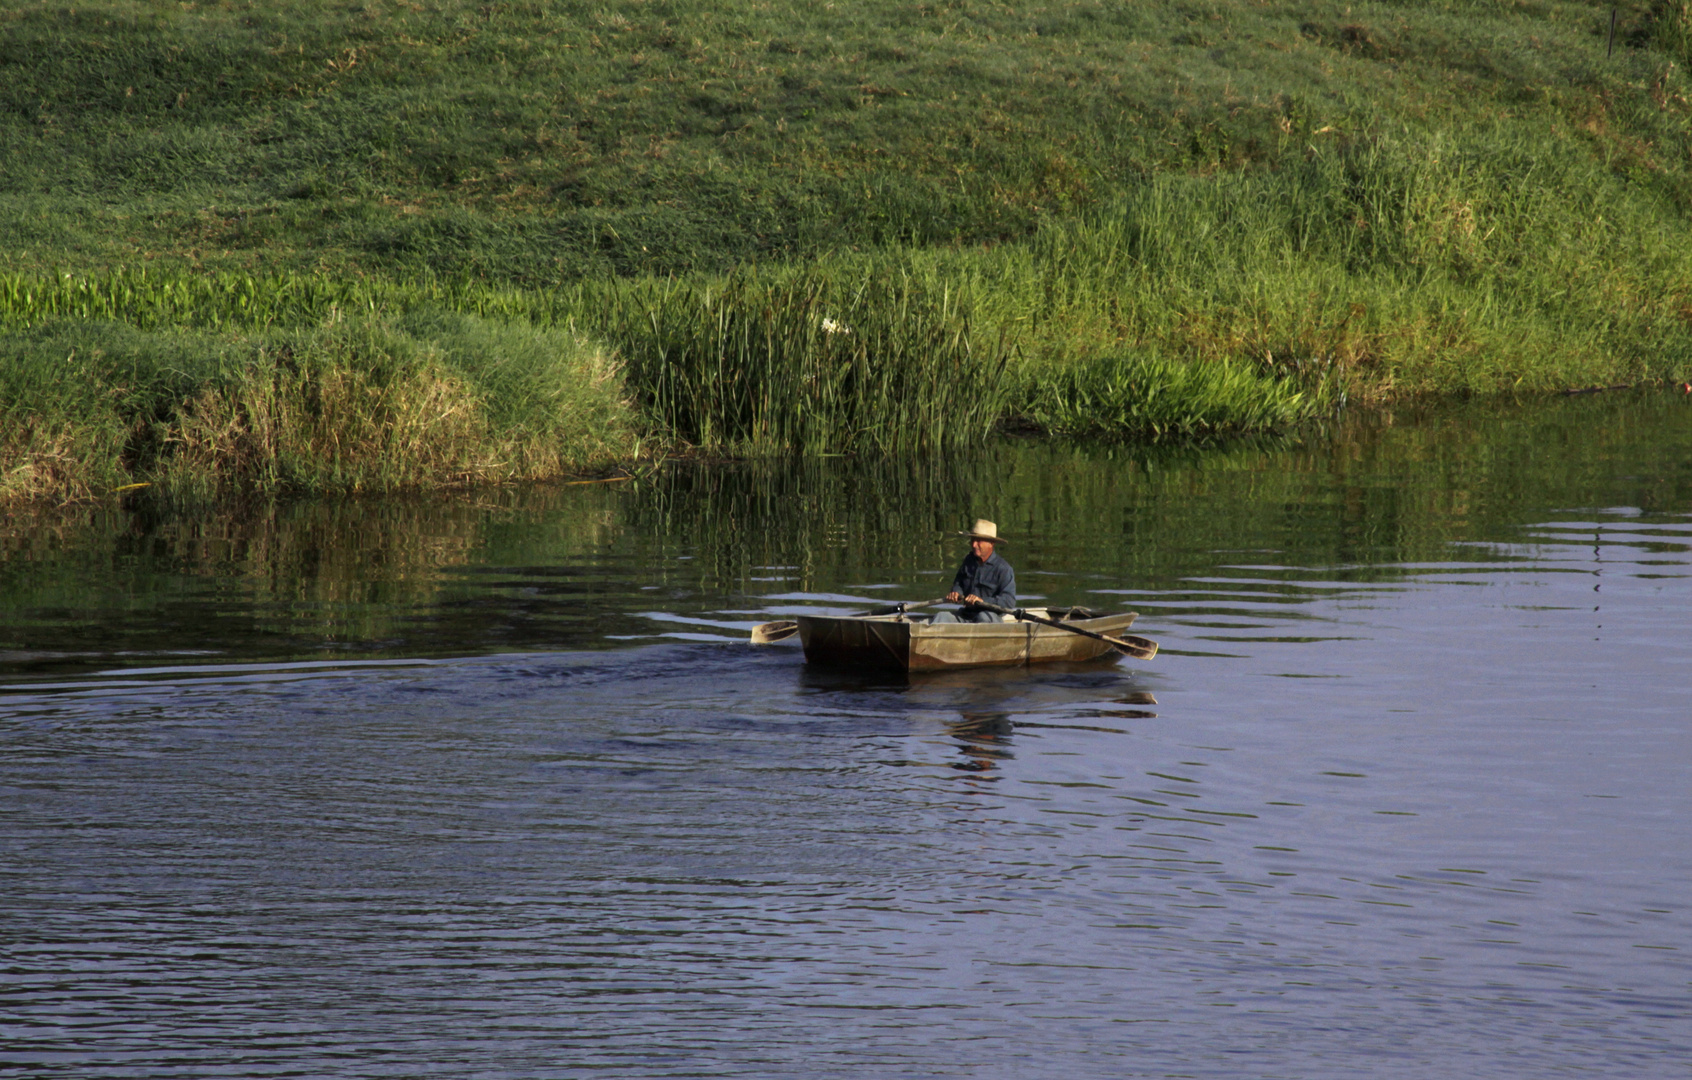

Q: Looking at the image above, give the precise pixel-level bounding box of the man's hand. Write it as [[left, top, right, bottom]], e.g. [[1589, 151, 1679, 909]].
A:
[[963, 594, 982, 605], [945, 590, 962, 602]]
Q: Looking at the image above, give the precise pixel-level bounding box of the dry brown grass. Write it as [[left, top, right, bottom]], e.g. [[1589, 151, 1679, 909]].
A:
[[0, 313, 642, 505], [0, 422, 111, 504], [160, 359, 493, 491]]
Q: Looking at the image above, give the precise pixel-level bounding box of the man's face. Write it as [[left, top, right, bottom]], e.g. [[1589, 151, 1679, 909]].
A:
[[971, 538, 995, 560]]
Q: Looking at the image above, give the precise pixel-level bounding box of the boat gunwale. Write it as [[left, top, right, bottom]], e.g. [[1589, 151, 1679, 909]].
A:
[[796, 610, 1136, 638]]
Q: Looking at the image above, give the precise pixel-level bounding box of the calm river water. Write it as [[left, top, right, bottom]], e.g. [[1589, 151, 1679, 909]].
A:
[[2, 392, 1688, 1078]]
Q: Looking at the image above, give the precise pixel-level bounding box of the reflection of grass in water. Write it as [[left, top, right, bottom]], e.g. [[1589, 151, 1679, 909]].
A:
[[627, 390, 1692, 605], [0, 485, 633, 670], [2, 390, 1688, 671]]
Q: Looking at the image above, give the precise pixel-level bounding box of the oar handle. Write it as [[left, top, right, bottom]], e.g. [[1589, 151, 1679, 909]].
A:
[[868, 597, 949, 616], [972, 602, 1158, 660]]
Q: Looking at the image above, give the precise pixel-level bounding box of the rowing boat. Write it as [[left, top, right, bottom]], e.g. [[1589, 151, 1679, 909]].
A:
[[796, 608, 1141, 671]]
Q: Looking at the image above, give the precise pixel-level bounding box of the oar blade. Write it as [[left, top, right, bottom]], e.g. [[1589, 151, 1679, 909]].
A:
[[750, 620, 799, 645], [1109, 634, 1158, 660]]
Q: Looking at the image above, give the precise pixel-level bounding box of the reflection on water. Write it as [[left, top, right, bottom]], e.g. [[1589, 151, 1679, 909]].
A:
[[1, 391, 1689, 1078], [4, 390, 1688, 679], [947, 711, 1023, 775]]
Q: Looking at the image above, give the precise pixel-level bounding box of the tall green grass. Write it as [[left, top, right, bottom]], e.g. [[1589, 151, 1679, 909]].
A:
[[0, 264, 1020, 462], [1018, 354, 1313, 441], [0, 314, 636, 502], [901, 132, 1692, 399], [575, 269, 1009, 452]]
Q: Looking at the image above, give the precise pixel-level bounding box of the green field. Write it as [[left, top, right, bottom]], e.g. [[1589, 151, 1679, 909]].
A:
[[4, 0, 1691, 499]]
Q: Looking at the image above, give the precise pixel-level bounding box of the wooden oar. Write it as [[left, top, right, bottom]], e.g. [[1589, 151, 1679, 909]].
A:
[[971, 601, 1159, 660], [749, 598, 947, 645]]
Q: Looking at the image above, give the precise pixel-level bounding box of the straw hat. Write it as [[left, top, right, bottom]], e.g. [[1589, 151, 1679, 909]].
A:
[[957, 519, 1008, 544]]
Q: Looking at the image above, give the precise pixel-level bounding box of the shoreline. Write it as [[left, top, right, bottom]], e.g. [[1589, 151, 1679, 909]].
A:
[[6, 1, 1691, 507], [3, 377, 1684, 511]]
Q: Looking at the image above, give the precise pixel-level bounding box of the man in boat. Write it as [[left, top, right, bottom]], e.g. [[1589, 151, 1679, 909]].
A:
[[932, 519, 1016, 623]]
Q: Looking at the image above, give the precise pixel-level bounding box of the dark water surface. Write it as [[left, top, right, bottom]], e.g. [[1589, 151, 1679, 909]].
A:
[[2, 393, 1689, 1078]]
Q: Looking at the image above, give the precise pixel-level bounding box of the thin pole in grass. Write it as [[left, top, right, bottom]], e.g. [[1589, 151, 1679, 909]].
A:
[[1607, 7, 1618, 59]]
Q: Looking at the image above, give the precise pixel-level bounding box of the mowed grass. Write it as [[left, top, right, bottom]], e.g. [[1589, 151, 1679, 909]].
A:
[[2, 0, 1692, 499], [4, 0, 1690, 280]]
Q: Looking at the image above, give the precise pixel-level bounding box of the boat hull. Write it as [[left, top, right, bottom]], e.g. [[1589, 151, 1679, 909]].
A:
[[796, 611, 1139, 671]]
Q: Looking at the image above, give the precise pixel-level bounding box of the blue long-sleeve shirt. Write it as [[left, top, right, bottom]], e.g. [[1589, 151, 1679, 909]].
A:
[[951, 551, 1016, 611]]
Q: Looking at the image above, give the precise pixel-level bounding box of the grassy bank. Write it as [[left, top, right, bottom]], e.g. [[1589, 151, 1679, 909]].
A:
[[3, 0, 1692, 500], [0, 311, 635, 502], [6, 0, 1691, 280]]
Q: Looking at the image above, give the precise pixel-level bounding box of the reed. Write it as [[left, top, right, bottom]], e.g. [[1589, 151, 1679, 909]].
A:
[[568, 268, 1010, 453], [0, 265, 1020, 466]]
